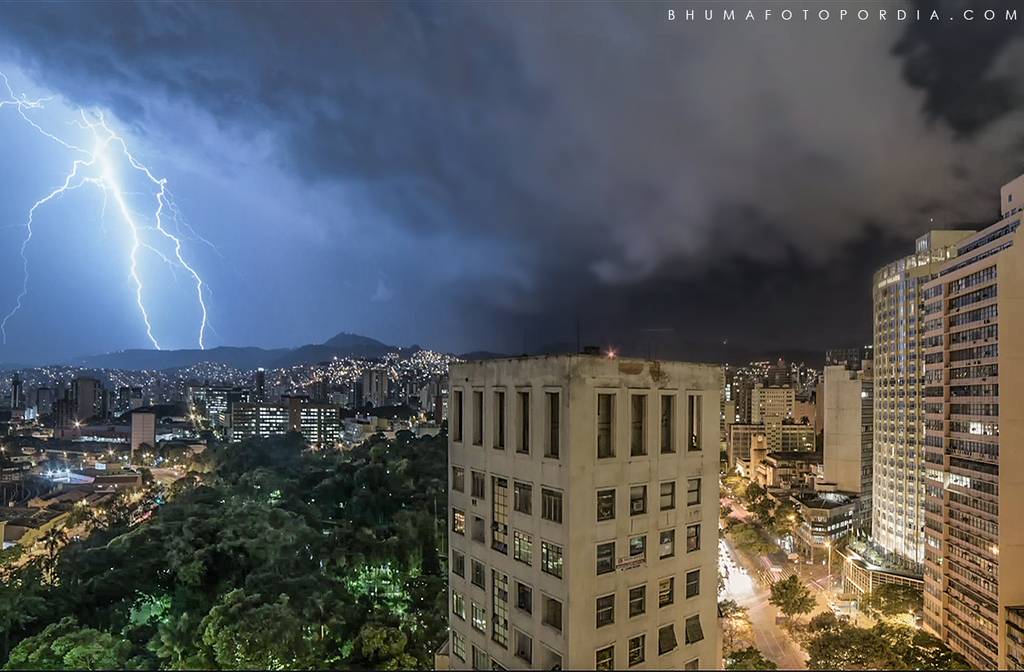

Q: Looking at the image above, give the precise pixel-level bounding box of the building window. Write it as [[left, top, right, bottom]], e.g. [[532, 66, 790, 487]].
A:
[[597, 541, 616, 575], [541, 488, 563, 523], [452, 630, 466, 661], [452, 466, 465, 492], [513, 530, 532, 565], [452, 590, 466, 619], [514, 629, 532, 664], [516, 581, 532, 613], [687, 394, 702, 451], [513, 481, 532, 515], [660, 529, 676, 559], [685, 568, 700, 598], [660, 481, 676, 511], [452, 508, 466, 535], [596, 594, 615, 627], [658, 623, 678, 655], [471, 471, 485, 499], [629, 534, 646, 559], [545, 392, 560, 458], [453, 390, 463, 442], [472, 516, 486, 543], [517, 391, 530, 454], [492, 477, 509, 554], [597, 488, 616, 521], [541, 541, 563, 578], [492, 570, 509, 648], [685, 657, 701, 670], [494, 391, 505, 449], [472, 645, 488, 671], [542, 594, 562, 632], [597, 393, 615, 458], [472, 390, 483, 445], [687, 477, 701, 505], [452, 550, 465, 578], [685, 615, 704, 644], [630, 485, 647, 515], [659, 577, 675, 607], [661, 395, 675, 454], [596, 645, 615, 671], [686, 523, 701, 552], [471, 602, 486, 633], [629, 634, 645, 667], [630, 394, 647, 456], [629, 584, 646, 617], [471, 559, 485, 588]]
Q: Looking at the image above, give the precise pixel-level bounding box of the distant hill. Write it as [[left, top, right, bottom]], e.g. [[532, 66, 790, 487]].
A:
[[70, 331, 421, 371]]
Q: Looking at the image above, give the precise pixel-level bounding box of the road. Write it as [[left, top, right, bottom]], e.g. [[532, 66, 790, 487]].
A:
[[720, 535, 808, 669]]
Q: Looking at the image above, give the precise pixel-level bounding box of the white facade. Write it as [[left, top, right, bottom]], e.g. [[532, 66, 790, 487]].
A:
[[447, 355, 721, 671]]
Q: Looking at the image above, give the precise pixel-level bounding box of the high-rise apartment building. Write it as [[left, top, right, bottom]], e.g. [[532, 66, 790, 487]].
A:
[[446, 355, 721, 670], [872, 228, 974, 567], [917, 175, 1023, 669]]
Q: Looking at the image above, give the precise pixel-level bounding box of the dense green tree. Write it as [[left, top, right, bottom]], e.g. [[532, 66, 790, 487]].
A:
[[726, 646, 779, 670], [805, 617, 970, 670], [862, 583, 923, 619], [769, 575, 816, 620], [353, 623, 417, 670], [0, 431, 450, 669], [4, 617, 132, 670]]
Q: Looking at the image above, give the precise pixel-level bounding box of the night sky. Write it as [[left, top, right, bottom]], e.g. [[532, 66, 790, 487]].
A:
[[0, 1, 1021, 364]]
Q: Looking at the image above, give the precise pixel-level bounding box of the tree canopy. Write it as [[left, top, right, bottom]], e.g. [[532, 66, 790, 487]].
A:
[[0, 430, 448, 669], [769, 575, 816, 620]]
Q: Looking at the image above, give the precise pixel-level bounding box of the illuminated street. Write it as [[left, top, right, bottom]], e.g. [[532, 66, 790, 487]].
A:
[[720, 535, 807, 670]]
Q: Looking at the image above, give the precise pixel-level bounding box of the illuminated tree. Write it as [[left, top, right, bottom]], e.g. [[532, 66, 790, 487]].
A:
[[768, 575, 815, 620]]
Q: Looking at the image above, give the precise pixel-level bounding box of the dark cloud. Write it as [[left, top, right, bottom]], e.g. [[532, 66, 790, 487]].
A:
[[1, 1, 1023, 360]]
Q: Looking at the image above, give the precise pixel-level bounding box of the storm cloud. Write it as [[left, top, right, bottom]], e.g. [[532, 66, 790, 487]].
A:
[[0, 0, 1022, 361]]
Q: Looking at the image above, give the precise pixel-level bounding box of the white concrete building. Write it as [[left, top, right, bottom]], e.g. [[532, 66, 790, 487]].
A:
[[446, 354, 721, 670]]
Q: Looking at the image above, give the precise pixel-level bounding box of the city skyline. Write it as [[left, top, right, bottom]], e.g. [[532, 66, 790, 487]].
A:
[[1, 3, 1023, 363]]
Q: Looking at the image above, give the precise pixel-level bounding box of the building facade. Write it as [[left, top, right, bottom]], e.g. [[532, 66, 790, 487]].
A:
[[446, 355, 721, 670], [872, 229, 974, 567], [822, 360, 874, 528], [918, 177, 1024, 669]]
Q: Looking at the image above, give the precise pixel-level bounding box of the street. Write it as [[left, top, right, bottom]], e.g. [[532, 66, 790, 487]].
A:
[[720, 535, 807, 669]]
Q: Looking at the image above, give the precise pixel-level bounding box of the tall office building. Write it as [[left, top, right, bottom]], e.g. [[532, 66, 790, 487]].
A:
[[918, 175, 1023, 669], [363, 368, 389, 407], [130, 408, 157, 462], [34, 387, 53, 417], [872, 229, 974, 567], [446, 355, 720, 670], [10, 374, 22, 410], [72, 376, 102, 422], [230, 397, 342, 448]]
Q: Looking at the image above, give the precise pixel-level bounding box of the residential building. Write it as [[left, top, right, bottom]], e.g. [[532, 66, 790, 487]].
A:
[[758, 451, 823, 490], [918, 175, 1023, 669], [363, 368, 389, 407], [446, 354, 721, 670]]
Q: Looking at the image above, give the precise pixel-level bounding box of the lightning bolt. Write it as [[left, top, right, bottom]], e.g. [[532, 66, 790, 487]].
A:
[[0, 73, 212, 350]]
